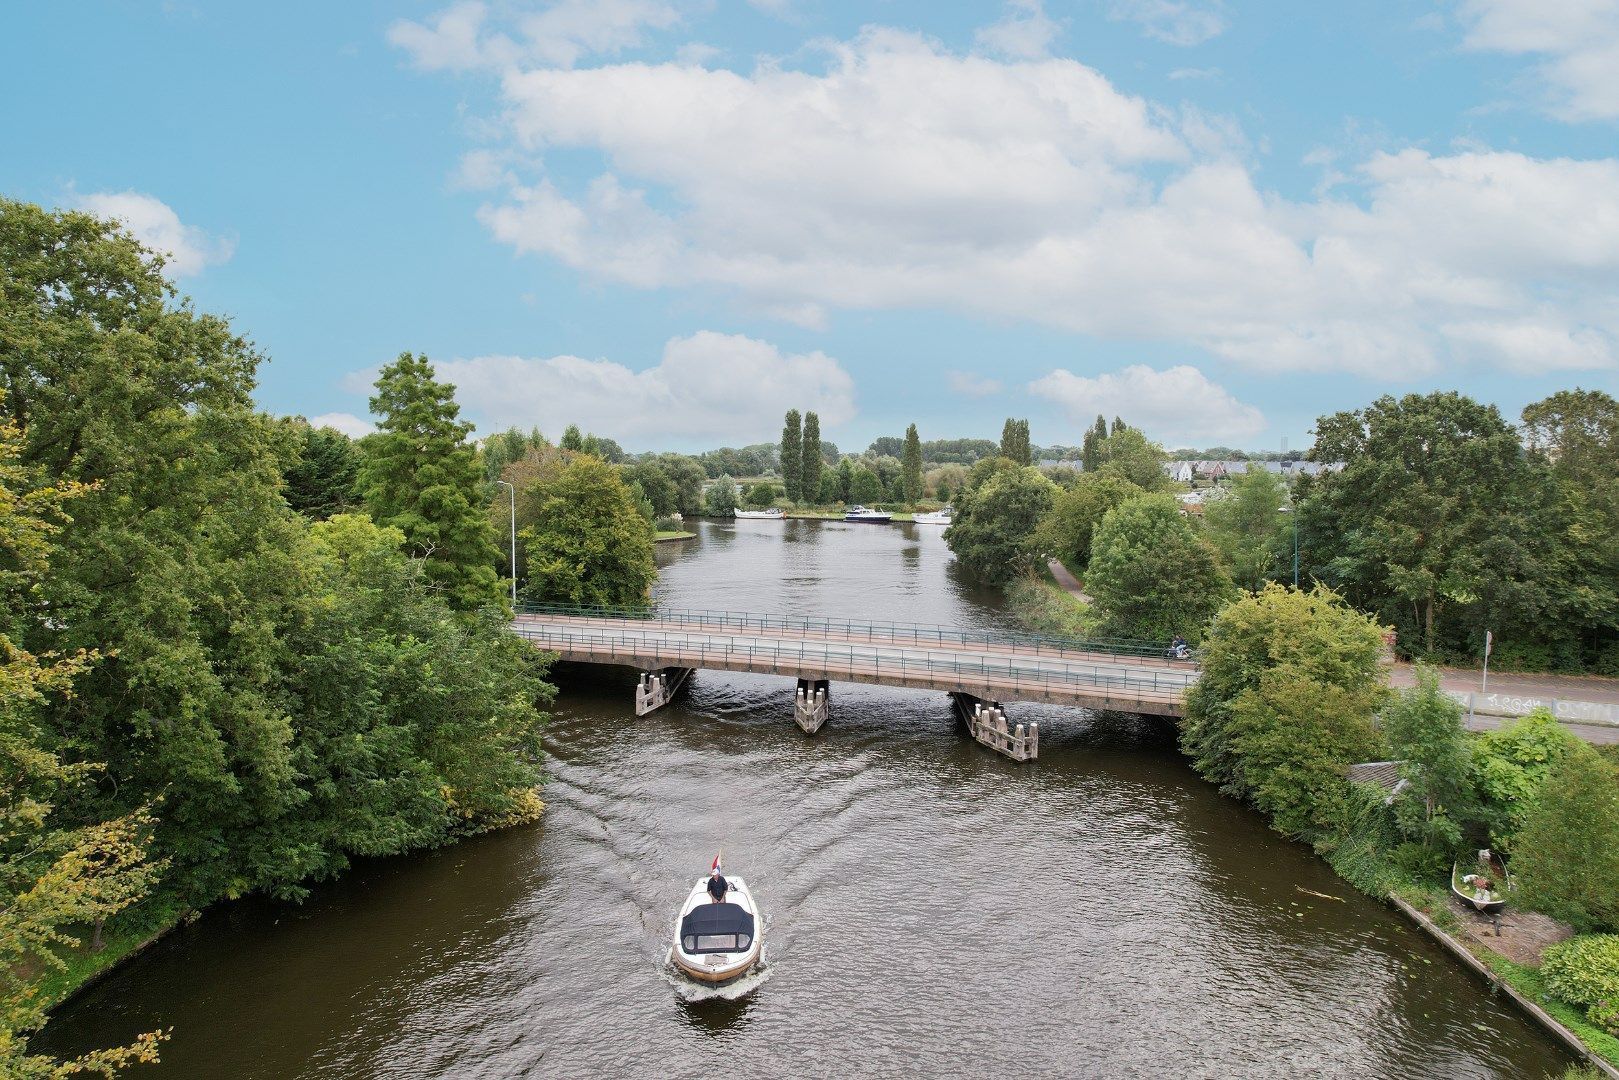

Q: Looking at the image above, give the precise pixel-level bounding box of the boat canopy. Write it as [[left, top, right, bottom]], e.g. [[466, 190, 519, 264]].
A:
[[679, 902, 756, 954]]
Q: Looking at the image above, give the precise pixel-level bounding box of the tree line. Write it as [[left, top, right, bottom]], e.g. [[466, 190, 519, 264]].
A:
[[0, 200, 560, 1074]]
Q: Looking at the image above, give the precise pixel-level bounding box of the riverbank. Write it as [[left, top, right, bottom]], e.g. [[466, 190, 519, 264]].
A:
[[1389, 891, 1619, 1076], [653, 530, 696, 542]]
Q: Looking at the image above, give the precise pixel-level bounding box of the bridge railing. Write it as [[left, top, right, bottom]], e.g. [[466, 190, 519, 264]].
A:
[[509, 623, 1195, 700], [512, 602, 1185, 662]]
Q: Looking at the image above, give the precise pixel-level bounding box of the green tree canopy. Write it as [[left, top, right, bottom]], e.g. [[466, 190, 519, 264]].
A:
[[902, 423, 924, 503], [1514, 742, 1619, 932], [1086, 494, 1231, 642], [704, 475, 739, 518], [1181, 584, 1389, 841], [1471, 708, 1580, 854], [1033, 473, 1141, 571], [1303, 391, 1556, 659], [521, 456, 655, 608], [1204, 467, 1288, 591], [849, 465, 884, 505], [359, 353, 503, 612], [1093, 426, 1167, 490], [801, 412, 823, 503], [780, 410, 803, 502], [1381, 666, 1474, 853], [944, 466, 1055, 585], [279, 418, 361, 520]]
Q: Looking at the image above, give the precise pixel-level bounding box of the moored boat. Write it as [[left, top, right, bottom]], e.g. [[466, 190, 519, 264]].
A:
[[671, 858, 763, 985], [1452, 848, 1512, 914], [843, 505, 892, 523], [913, 507, 952, 525], [733, 507, 785, 519]]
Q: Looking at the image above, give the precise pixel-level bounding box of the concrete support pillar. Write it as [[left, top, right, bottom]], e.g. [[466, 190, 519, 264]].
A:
[[795, 678, 831, 734], [635, 667, 693, 717], [949, 692, 1038, 761]]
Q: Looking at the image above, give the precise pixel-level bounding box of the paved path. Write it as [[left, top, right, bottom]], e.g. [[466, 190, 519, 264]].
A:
[[1046, 559, 1093, 604], [1391, 663, 1619, 705]]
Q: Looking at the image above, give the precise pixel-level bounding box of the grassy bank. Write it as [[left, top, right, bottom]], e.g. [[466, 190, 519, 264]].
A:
[[1006, 572, 1093, 638], [33, 896, 191, 1017], [654, 530, 696, 542]]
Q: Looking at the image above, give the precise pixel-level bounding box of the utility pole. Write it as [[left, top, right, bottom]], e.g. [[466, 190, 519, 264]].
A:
[[1481, 629, 1493, 695], [495, 479, 517, 607]]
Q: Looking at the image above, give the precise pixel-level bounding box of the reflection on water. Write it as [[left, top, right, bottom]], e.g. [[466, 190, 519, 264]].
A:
[[40, 520, 1576, 1078]]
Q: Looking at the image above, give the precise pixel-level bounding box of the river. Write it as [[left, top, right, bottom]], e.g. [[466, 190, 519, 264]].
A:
[[42, 519, 1577, 1077]]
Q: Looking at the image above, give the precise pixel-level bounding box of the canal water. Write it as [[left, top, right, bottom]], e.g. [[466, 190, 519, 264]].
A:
[[43, 520, 1577, 1077]]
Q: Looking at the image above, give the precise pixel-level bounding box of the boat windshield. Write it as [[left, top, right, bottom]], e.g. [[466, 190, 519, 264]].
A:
[[679, 902, 755, 954]]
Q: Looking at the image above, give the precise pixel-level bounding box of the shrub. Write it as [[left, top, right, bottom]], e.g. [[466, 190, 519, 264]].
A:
[[1471, 707, 1580, 852], [653, 516, 682, 533], [1515, 744, 1619, 932], [1543, 935, 1619, 1036]]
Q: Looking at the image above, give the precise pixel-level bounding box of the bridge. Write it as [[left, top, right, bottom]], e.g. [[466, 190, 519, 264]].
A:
[[510, 605, 1198, 760]]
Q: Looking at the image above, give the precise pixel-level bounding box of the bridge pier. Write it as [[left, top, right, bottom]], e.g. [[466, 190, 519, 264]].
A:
[[635, 667, 693, 717], [795, 679, 831, 734], [950, 692, 1038, 762]]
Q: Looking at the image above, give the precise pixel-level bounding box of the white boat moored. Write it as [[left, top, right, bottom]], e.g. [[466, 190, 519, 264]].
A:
[[843, 505, 892, 523], [671, 873, 763, 984], [733, 507, 785, 519], [913, 507, 953, 525]]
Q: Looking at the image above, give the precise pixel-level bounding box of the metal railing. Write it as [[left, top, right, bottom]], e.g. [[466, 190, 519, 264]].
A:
[[512, 601, 1189, 662], [509, 622, 1195, 702]]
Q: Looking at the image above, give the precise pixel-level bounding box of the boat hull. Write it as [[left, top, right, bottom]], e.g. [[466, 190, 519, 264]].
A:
[[1452, 852, 1512, 914], [672, 876, 763, 986], [671, 948, 761, 984]]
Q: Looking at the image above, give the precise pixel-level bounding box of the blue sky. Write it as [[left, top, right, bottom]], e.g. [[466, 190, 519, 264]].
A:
[[5, 1, 1618, 453]]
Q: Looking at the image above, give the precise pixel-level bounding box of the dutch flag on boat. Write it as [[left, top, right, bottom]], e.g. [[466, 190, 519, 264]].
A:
[[711, 852, 722, 874]]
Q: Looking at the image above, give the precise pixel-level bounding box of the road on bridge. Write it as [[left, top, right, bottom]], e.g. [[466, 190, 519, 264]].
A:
[[511, 611, 1197, 716]]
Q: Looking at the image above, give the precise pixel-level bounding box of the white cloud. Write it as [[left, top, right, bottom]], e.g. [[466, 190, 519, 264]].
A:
[[1168, 66, 1220, 80], [1029, 364, 1265, 443], [1459, 0, 1619, 121], [72, 191, 233, 277], [412, 23, 1619, 380], [947, 371, 1003, 397], [388, 0, 679, 72], [975, 0, 1061, 60], [1109, 1, 1227, 46], [428, 331, 856, 444], [308, 412, 376, 439]]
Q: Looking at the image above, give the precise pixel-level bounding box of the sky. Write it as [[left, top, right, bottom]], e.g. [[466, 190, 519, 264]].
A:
[[4, 1, 1619, 454]]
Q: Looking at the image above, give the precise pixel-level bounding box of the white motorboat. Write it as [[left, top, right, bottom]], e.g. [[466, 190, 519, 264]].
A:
[[671, 866, 763, 985], [843, 505, 892, 523], [913, 507, 953, 525], [733, 507, 785, 519]]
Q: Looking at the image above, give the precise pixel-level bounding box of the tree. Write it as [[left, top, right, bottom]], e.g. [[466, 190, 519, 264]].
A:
[[780, 410, 803, 503], [1082, 415, 1108, 472], [944, 467, 1055, 585], [521, 456, 654, 608], [560, 425, 584, 452], [1000, 418, 1032, 465], [1000, 419, 1018, 462], [1203, 467, 1288, 590], [1086, 495, 1231, 642], [481, 426, 548, 483], [360, 353, 503, 612], [743, 481, 781, 507], [1305, 392, 1557, 659], [1095, 426, 1167, 490], [1521, 390, 1619, 672], [658, 454, 708, 516], [1471, 708, 1580, 853], [849, 466, 884, 505], [818, 470, 840, 504], [801, 412, 823, 503], [836, 458, 856, 502], [623, 460, 678, 517], [705, 475, 739, 518], [1514, 743, 1619, 931], [1381, 666, 1475, 853], [1033, 473, 1141, 571], [867, 436, 904, 458], [902, 424, 924, 503], [0, 391, 168, 1075], [280, 418, 361, 519], [1181, 584, 1389, 841]]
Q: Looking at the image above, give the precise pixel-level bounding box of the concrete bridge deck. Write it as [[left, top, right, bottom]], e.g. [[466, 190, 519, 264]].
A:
[[510, 611, 1195, 716]]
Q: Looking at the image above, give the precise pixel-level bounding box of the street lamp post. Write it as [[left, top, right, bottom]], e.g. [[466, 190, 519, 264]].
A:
[[495, 479, 517, 607], [1279, 505, 1299, 588]]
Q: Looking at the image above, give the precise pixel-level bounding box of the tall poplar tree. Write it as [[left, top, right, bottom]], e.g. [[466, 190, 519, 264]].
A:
[[902, 423, 924, 502], [801, 411, 823, 503], [360, 353, 503, 612], [780, 409, 803, 502], [1000, 418, 1018, 461]]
